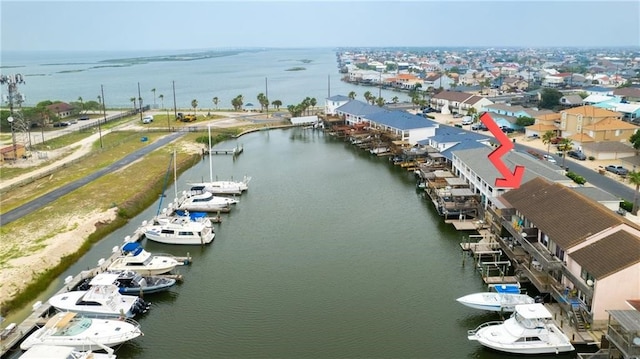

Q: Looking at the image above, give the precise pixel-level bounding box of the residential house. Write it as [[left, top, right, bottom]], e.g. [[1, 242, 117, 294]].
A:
[[451, 147, 570, 210], [551, 105, 623, 142], [483, 104, 554, 130], [584, 86, 615, 96], [559, 94, 584, 108], [581, 141, 636, 161], [578, 117, 638, 147], [582, 94, 619, 106], [488, 177, 640, 328], [499, 77, 528, 92], [430, 90, 493, 115], [0, 144, 26, 162], [422, 73, 454, 90], [391, 73, 422, 90], [46, 102, 74, 118], [334, 99, 438, 144], [613, 87, 640, 102]]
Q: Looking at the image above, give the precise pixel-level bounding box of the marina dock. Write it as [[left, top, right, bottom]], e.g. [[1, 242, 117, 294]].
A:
[[0, 227, 191, 357]]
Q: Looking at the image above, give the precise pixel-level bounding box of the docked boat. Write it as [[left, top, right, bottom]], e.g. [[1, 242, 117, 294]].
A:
[[20, 312, 143, 351], [188, 176, 251, 196], [19, 344, 116, 359], [467, 303, 575, 355], [488, 282, 524, 294], [107, 242, 183, 275], [177, 190, 237, 213], [456, 291, 535, 312], [77, 271, 176, 295], [48, 283, 150, 318], [143, 210, 215, 245]]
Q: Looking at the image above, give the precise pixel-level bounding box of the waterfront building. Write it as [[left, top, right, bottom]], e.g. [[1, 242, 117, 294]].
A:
[[429, 90, 494, 116], [486, 177, 640, 329]]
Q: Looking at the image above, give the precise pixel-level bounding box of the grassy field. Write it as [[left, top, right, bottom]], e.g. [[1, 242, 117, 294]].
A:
[[0, 126, 250, 315]]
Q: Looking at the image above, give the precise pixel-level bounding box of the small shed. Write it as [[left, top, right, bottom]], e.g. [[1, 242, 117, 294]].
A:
[[290, 115, 319, 126], [0, 144, 25, 162]]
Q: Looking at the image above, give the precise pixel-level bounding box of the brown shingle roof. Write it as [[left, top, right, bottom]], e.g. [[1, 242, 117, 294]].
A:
[[432, 90, 474, 103], [563, 105, 620, 118], [500, 177, 626, 249], [613, 87, 640, 98], [570, 230, 640, 279]]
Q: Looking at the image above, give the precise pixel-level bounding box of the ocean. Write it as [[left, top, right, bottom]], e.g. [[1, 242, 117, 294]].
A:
[[1, 48, 410, 110]]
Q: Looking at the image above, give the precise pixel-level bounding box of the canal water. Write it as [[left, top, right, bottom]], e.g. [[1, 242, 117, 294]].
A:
[[12, 128, 578, 358]]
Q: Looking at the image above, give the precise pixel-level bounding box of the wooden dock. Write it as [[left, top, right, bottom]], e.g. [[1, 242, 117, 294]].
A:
[[0, 228, 191, 356], [204, 144, 243, 156]]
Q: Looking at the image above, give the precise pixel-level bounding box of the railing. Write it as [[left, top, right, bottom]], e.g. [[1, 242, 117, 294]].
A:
[[467, 321, 503, 336]]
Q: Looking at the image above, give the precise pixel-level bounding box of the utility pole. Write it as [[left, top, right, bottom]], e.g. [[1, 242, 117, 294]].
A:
[[172, 80, 177, 120], [265, 77, 269, 118], [99, 85, 105, 148], [1, 74, 26, 155], [138, 82, 143, 122]]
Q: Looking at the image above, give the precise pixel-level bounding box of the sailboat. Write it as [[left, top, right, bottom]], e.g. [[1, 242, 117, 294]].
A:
[[188, 125, 251, 195]]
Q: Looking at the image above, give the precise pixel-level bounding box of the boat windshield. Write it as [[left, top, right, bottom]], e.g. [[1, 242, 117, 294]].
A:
[[514, 313, 546, 329], [54, 317, 91, 336]]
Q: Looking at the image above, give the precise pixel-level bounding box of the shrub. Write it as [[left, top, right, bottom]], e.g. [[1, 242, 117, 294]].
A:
[[621, 200, 633, 212], [588, 156, 595, 161], [566, 171, 586, 185]]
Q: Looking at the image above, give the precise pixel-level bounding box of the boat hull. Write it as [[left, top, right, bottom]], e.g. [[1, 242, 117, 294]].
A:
[[145, 228, 215, 245], [456, 293, 535, 312]]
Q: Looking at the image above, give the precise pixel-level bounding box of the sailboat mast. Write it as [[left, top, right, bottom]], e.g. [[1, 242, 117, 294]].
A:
[[208, 125, 213, 182]]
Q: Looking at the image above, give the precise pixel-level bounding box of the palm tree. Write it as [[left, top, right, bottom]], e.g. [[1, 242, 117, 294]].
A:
[[628, 171, 640, 215], [310, 98, 317, 114], [272, 100, 282, 110], [392, 96, 399, 104], [542, 130, 555, 155], [77, 96, 84, 114], [558, 138, 573, 169], [375, 97, 385, 107], [151, 88, 156, 107], [158, 94, 164, 109], [130, 97, 137, 111], [348, 91, 356, 100], [191, 99, 198, 116], [364, 91, 372, 104], [212, 97, 219, 110]]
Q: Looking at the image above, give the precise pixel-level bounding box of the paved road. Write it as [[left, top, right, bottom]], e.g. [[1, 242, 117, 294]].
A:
[[1, 132, 184, 226], [514, 142, 636, 202]]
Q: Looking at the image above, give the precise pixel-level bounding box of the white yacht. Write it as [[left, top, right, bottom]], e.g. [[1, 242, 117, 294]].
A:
[[19, 344, 116, 359], [48, 283, 150, 318], [467, 303, 575, 355], [189, 175, 251, 195], [143, 211, 215, 245], [177, 190, 238, 213], [107, 242, 183, 275], [456, 292, 535, 312], [20, 312, 143, 351]]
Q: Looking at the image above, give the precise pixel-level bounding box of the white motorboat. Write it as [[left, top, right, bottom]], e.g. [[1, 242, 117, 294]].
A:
[[48, 283, 150, 318], [77, 271, 176, 295], [20, 312, 143, 351], [19, 344, 116, 359], [456, 292, 535, 312], [143, 211, 215, 245], [189, 176, 251, 195], [467, 303, 575, 355], [107, 242, 183, 275], [177, 190, 237, 213]]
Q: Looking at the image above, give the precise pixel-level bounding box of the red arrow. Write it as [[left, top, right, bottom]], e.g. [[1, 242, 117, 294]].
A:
[[479, 112, 525, 188]]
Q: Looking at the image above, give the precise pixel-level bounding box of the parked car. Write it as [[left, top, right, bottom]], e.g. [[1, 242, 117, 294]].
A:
[[605, 165, 628, 176], [542, 155, 557, 164], [500, 126, 515, 133], [53, 121, 70, 127], [142, 115, 154, 124], [550, 137, 564, 144], [453, 113, 463, 118], [471, 123, 488, 131], [461, 117, 474, 125], [567, 150, 587, 161], [78, 115, 90, 121]]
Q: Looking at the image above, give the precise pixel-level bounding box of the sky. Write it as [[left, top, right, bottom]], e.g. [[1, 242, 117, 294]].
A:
[[1, 0, 639, 52]]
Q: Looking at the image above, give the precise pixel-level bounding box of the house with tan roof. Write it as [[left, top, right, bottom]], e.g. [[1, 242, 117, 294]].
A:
[[487, 177, 640, 328], [390, 73, 422, 90], [613, 87, 640, 102], [429, 90, 493, 115]]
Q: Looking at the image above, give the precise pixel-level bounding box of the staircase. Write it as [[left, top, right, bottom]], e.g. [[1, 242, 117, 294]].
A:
[[571, 305, 587, 331]]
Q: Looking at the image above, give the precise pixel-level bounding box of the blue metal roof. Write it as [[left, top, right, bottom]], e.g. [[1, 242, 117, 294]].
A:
[[327, 94, 351, 101], [336, 100, 386, 117], [441, 140, 490, 160], [428, 126, 492, 143], [367, 110, 438, 130], [585, 86, 612, 93]]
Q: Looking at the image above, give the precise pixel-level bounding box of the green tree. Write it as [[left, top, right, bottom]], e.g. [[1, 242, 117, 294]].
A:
[[130, 97, 137, 110], [630, 131, 640, 154], [348, 91, 356, 100], [515, 116, 535, 127], [558, 137, 573, 168], [540, 88, 563, 109], [191, 99, 198, 115], [231, 95, 244, 111], [151, 88, 156, 107], [310, 98, 317, 114], [159, 94, 164, 109], [467, 107, 478, 120], [272, 100, 282, 110], [392, 96, 399, 104], [212, 96, 219, 110], [257, 93, 268, 112], [77, 96, 84, 114], [375, 97, 385, 107], [542, 130, 555, 155], [364, 91, 373, 104], [628, 171, 640, 215]]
